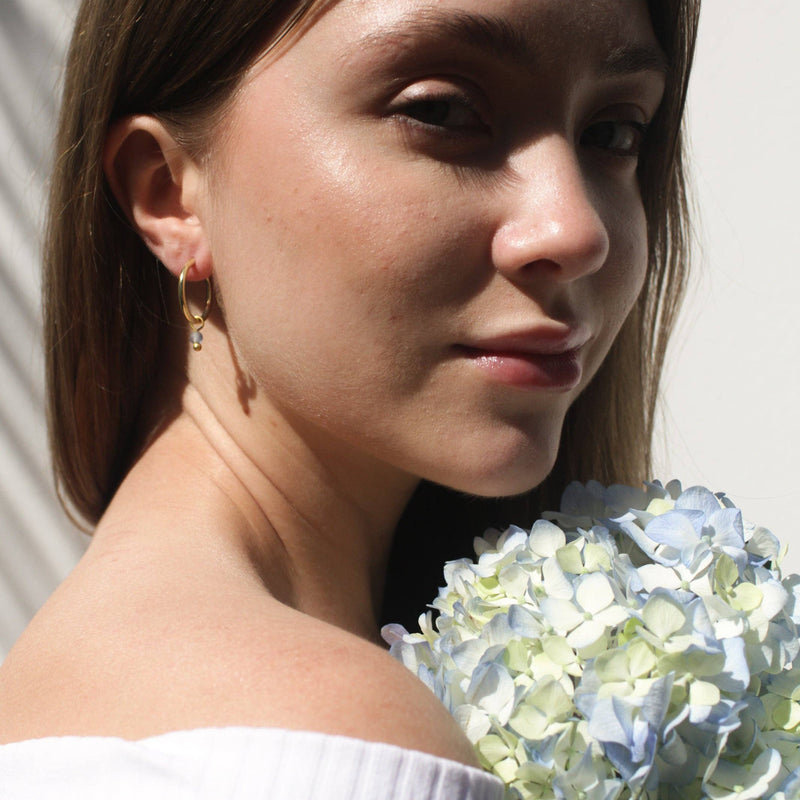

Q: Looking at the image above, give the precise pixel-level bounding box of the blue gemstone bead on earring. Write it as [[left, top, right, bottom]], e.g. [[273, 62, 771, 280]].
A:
[[179, 258, 213, 354]]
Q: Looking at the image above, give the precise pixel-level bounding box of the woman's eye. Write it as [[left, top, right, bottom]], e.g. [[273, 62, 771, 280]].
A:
[[581, 120, 648, 157], [396, 96, 487, 134]]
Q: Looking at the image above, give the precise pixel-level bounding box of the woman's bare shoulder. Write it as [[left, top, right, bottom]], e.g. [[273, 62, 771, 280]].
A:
[[0, 544, 477, 767]]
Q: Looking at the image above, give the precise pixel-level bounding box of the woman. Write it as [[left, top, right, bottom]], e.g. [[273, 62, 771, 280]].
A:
[[0, 0, 698, 796]]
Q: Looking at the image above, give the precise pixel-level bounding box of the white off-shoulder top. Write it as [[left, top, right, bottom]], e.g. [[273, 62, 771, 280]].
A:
[[0, 726, 505, 799]]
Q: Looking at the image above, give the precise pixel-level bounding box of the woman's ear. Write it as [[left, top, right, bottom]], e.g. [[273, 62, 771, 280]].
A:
[[103, 115, 212, 279]]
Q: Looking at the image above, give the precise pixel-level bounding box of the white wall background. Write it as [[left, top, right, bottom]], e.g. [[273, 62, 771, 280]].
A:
[[0, 0, 798, 656], [0, 0, 86, 659], [652, 0, 800, 574]]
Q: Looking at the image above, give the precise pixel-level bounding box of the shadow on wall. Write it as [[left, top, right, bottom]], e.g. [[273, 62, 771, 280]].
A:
[[0, 0, 87, 659]]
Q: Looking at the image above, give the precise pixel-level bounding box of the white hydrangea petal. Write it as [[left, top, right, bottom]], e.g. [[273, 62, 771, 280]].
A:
[[566, 619, 607, 650], [481, 613, 514, 648], [508, 604, 544, 638], [689, 570, 714, 598], [646, 497, 675, 516], [542, 556, 575, 600], [576, 572, 615, 614], [466, 662, 516, 724], [781, 575, 800, 622], [583, 541, 613, 573], [496, 526, 529, 553], [704, 748, 782, 799], [557, 544, 586, 575], [638, 563, 681, 592], [542, 635, 579, 669], [689, 679, 721, 707], [528, 519, 566, 557], [478, 735, 512, 768], [495, 756, 523, 784], [594, 604, 630, 628], [759, 580, 790, 622], [729, 582, 762, 612], [642, 593, 686, 640], [498, 563, 530, 599], [508, 706, 551, 741], [453, 704, 492, 743], [510, 679, 573, 739], [540, 597, 584, 633], [746, 526, 781, 562], [451, 638, 491, 676], [626, 640, 658, 678]]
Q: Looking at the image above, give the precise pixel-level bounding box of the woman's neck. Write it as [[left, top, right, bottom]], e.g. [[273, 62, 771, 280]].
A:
[[95, 360, 419, 644]]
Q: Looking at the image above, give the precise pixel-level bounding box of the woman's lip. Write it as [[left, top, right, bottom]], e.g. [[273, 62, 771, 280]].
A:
[[455, 344, 585, 391], [460, 325, 592, 356]]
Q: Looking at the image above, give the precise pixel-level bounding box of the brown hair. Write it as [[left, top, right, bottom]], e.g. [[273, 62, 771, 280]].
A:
[[44, 0, 321, 524], [45, 0, 700, 616]]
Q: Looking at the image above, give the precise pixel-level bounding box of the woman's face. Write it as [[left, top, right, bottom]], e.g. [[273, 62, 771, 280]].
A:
[[199, 0, 666, 496]]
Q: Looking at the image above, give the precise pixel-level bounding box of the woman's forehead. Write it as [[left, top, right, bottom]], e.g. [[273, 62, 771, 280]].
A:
[[272, 0, 663, 77], [333, 0, 653, 39]]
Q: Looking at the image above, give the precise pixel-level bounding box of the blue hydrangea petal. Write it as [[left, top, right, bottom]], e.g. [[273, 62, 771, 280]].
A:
[[676, 485, 724, 518], [465, 662, 516, 725], [386, 479, 800, 800], [645, 510, 702, 546]]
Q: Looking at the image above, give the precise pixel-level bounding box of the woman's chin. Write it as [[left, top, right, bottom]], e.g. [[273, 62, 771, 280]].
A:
[[461, 470, 554, 499], [426, 445, 559, 500]]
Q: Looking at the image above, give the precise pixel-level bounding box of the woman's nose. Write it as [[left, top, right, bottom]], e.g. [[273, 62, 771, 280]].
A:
[[491, 138, 610, 283]]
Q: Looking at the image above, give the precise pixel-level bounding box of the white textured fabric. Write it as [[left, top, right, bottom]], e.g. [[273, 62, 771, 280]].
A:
[[0, 727, 505, 800]]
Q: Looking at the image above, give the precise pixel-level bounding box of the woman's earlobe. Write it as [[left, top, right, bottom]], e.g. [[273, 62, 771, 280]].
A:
[[102, 115, 210, 278]]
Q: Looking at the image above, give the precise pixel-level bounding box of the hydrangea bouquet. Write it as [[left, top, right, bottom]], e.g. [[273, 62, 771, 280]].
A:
[[383, 481, 800, 799]]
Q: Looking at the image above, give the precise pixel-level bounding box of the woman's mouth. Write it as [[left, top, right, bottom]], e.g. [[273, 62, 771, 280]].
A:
[[455, 327, 590, 391], [456, 346, 583, 390]]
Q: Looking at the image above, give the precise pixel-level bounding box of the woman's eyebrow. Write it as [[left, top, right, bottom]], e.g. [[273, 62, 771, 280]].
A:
[[353, 10, 538, 68], [600, 44, 669, 78], [353, 9, 669, 78]]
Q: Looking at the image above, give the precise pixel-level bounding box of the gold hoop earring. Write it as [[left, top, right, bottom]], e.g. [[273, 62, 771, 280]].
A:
[[178, 258, 213, 351]]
